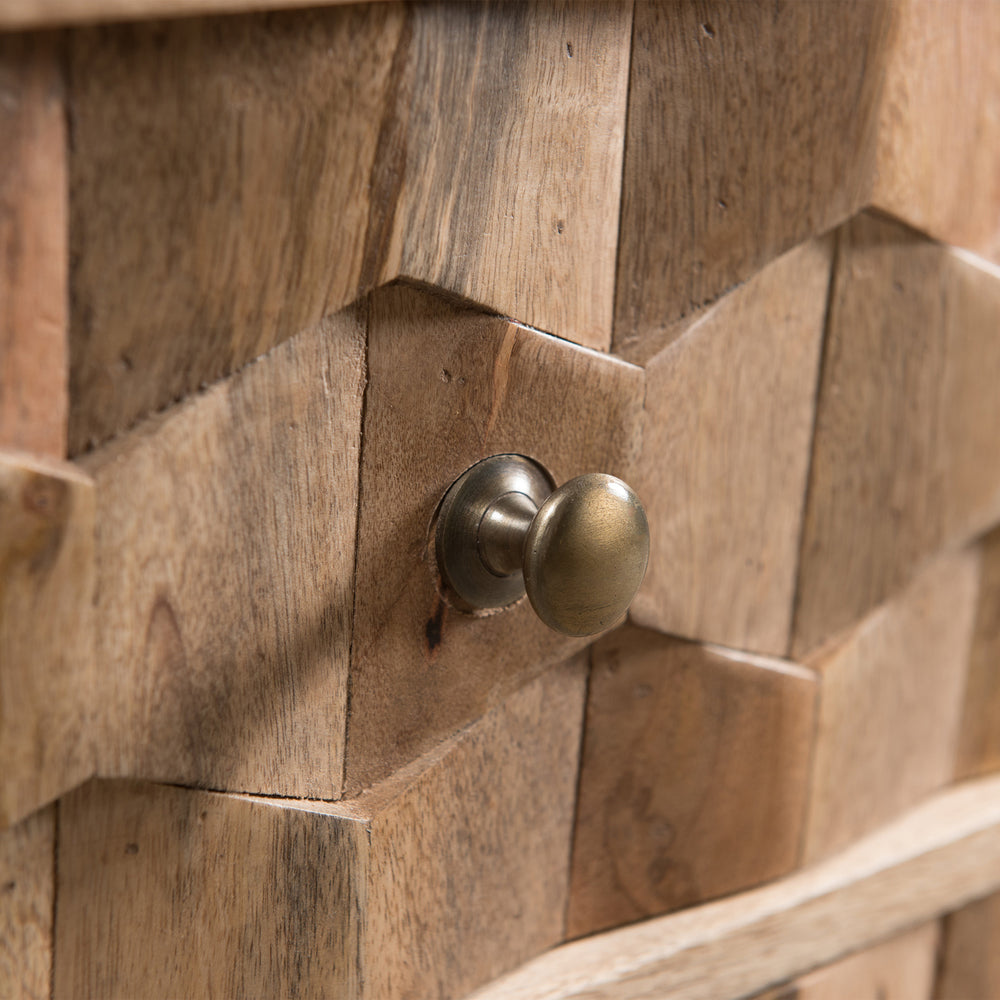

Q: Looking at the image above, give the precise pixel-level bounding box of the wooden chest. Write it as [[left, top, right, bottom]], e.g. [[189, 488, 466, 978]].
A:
[[2, 1, 1000, 996]]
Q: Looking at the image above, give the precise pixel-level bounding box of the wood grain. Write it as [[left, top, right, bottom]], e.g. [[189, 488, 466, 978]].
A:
[[956, 527, 1000, 780], [874, 0, 1000, 262], [67, 1, 631, 452], [359, 657, 585, 999], [346, 283, 643, 794], [2, 0, 378, 29], [753, 923, 940, 1000], [67, 5, 401, 453], [802, 547, 980, 864], [471, 774, 1000, 1000], [384, 1, 630, 350], [56, 779, 367, 998], [0, 36, 69, 1000], [629, 237, 831, 655], [0, 451, 95, 827], [0, 34, 67, 458], [794, 213, 1000, 657], [54, 660, 586, 999], [567, 626, 817, 939], [0, 806, 55, 1000], [82, 307, 365, 798], [612, 0, 890, 360], [936, 891, 1000, 1000]]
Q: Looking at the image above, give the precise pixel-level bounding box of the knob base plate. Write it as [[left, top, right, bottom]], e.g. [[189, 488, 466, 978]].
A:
[[435, 455, 553, 611]]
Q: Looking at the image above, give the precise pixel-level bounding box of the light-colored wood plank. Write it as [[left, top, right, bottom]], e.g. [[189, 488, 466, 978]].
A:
[[0, 451, 95, 827], [936, 891, 1000, 1000], [956, 527, 1000, 780], [568, 626, 817, 939], [613, 0, 890, 361], [56, 781, 367, 999], [470, 774, 1000, 1000], [0, 34, 66, 458], [629, 237, 830, 655], [874, 0, 1000, 262], [68, 2, 631, 452], [0, 36, 68, 1000], [55, 660, 586, 999], [384, 1, 630, 351], [360, 656, 585, 998], [67, 5, 401, 453], [753, 923, 940, 1000], [0, 806, 54, 1000], [802, 547, 979, 864], [794, 214, 1000, 657], [82, 307, 364, 798], [346, 284, 643, 794], [1, 0, 378, 29]]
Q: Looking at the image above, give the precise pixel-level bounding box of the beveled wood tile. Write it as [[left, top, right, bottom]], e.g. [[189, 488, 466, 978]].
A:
[[0, 33, 67, 459], [0, 807, 54, 1000], [802, 547, 979, 863], [0, 452, 95, 827], [956, 527, 1000, 781], [346, 283, 643, 794], [568, 625, 817, 938], [613, 0, 889, 362], [630, 237, 831, 656], [794, 212, 1000, 657], [752, 922, 939, 1000], [874, 0, 1000, 262], [936, 891, 1000, 1000], [83, 307, 365, 799]]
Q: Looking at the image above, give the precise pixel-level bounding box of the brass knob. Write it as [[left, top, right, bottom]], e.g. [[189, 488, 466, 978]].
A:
[[435, 455, 649, 636]]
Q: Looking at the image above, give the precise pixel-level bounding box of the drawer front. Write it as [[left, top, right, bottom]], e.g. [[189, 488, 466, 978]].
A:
[[1, 2, 1000, 998]]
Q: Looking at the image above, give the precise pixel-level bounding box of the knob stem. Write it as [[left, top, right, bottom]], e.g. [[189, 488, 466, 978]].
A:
[[479, 492, 537, 576]]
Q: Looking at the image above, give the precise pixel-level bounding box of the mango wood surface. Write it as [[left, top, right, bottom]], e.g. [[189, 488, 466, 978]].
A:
[[0, 806, 54, 1000], [1, 4, 997, 997], [802, 547, 979, 864], [1, 0, 370, 28], [874, 0, 1000, 262], [82, 308, 364, 798], [0, 452, 95, 827], [54, 661, 585, 1000], [66, 5, 397, 453], [568, 626, 817, 939], [0, 34, 67, 457], [936, 891, 1000, 1000], [57, 782, 367, 999], [380, 1, 629, 349], [955, 527, 1000, 781], [612, 0, 889, 361], [794, 213, 1000, 657], [472, 774, 1000, 1000], [66, 1, 630, 453], [0, 34, 70, 1000], [629, 237, 830, 655], [753, 923, 940, 1000], [346, 284, 642, 793]]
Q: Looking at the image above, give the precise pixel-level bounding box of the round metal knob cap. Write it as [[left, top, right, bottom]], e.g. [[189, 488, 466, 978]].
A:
[[435, 455, 649, 636], [523, 474, 649, 636]]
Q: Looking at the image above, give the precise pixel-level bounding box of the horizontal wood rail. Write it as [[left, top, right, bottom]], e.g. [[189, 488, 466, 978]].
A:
[[471, 774, 1000, 1000], [0, 0, 376, 30]]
